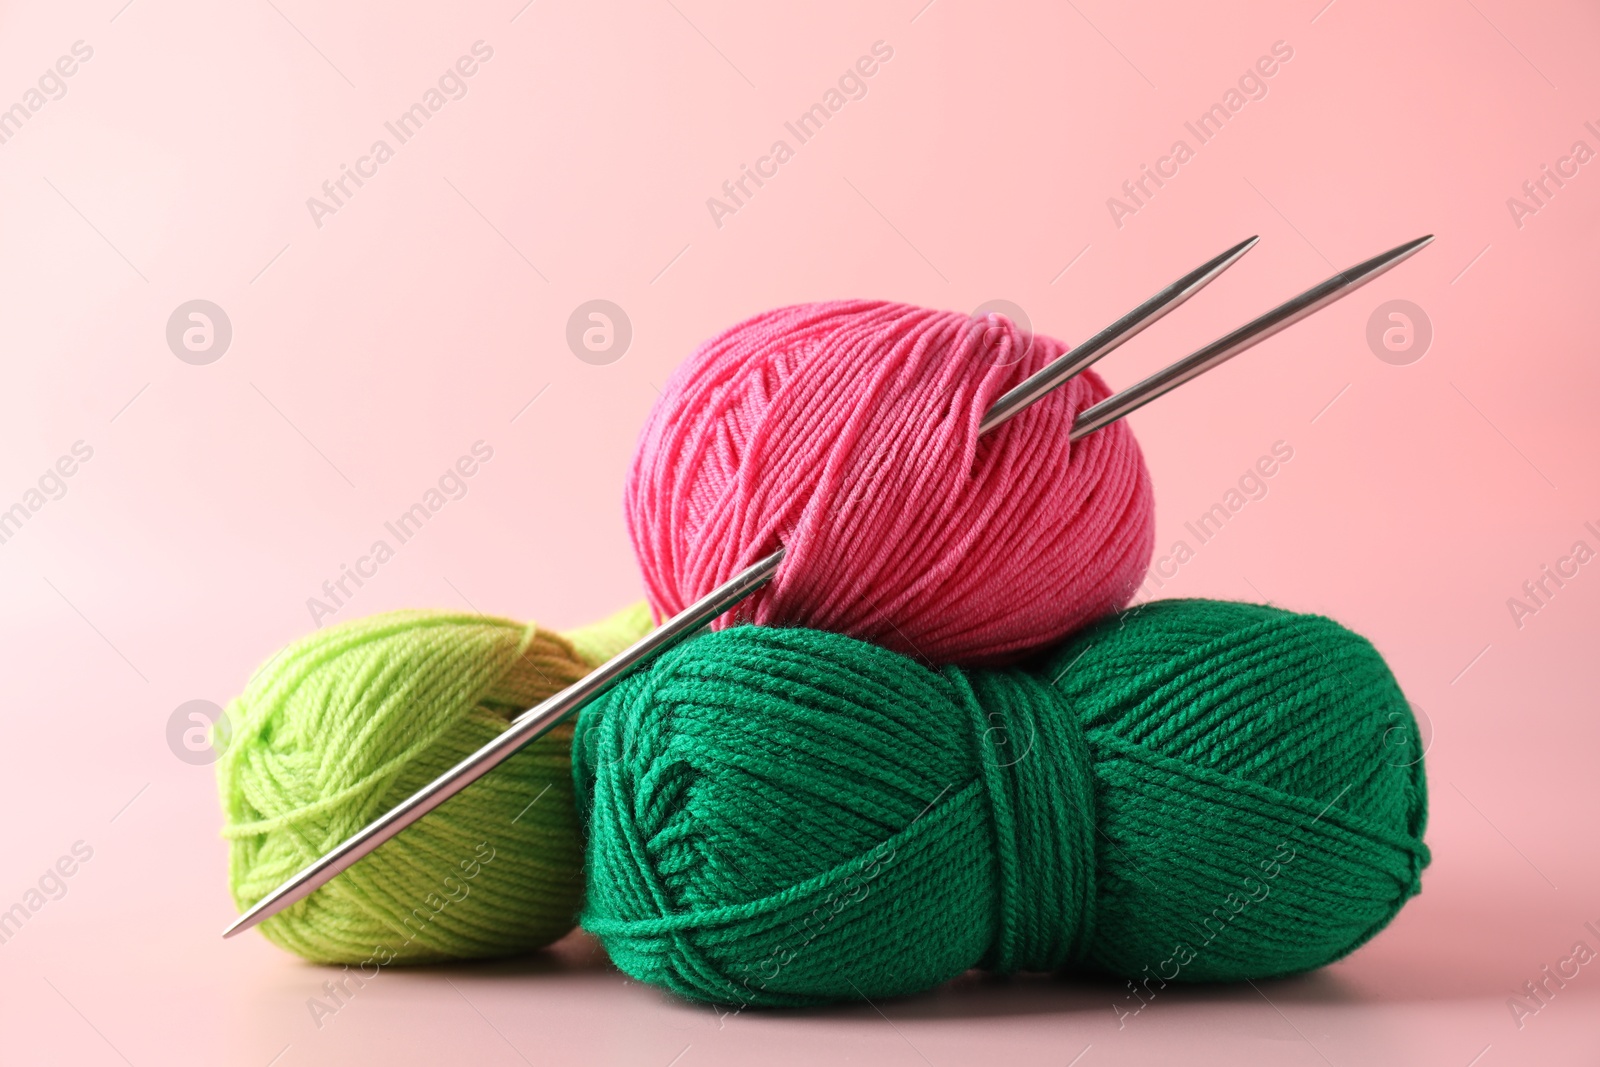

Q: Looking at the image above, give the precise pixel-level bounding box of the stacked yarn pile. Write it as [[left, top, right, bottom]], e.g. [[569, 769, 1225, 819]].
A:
[[219, 300, 1429, 1006]]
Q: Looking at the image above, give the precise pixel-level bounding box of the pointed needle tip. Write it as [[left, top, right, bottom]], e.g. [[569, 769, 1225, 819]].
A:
[[1213, 237, 1258, 274], [221, 914, 255, 939]]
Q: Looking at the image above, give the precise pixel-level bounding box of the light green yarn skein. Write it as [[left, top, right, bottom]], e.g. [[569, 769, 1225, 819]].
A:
[[219, 601, 653, 964]]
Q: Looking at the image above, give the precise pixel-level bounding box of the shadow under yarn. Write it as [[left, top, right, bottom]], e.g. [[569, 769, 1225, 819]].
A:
[[573, 599, 1430, 1008]]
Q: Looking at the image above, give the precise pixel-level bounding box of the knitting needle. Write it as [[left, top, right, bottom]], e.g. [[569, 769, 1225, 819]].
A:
[[979, 235, 1259, 434], [223, 234, 1429, 938]]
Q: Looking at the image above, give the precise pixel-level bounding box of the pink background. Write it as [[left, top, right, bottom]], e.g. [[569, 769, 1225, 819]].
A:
[[1, 0, 1596, 1063]]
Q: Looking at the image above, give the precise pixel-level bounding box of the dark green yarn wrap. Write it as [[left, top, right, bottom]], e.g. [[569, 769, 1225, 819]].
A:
[[573, 599, 1431, 1007]]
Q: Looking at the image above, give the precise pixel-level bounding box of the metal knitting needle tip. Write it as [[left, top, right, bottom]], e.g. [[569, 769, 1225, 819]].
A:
[[1069, 234, 1434, 440], [220, 547, 786, 939], [978, 235, 1259, 435]]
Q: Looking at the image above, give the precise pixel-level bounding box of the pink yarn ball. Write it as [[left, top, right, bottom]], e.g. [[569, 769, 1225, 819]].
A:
[[627, 300, 1155, 665]]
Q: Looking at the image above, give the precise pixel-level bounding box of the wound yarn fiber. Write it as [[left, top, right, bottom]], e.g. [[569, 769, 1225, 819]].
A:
[[574, 599, 1430, 1007], [219, 601, 652, 964], [628, 300, 1156, 666]]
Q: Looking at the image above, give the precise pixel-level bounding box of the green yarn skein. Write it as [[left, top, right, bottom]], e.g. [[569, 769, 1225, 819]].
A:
[[574, 599, 1431, 1007], [219, 601, 653, 964]]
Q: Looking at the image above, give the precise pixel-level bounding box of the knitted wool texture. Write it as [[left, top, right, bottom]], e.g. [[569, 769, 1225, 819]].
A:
[[627, 300, 1155, 666], [574, 600, 1431, 1006], [219, 602, 653, 964]]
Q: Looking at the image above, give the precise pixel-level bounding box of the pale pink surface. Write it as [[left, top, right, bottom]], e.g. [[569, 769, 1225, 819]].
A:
[[627, 300, 1154, 664], [0, 0, 1596, 1064]]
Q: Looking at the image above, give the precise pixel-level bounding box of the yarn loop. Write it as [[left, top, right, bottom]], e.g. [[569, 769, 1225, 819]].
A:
[[961, 668, 1096, 973]]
